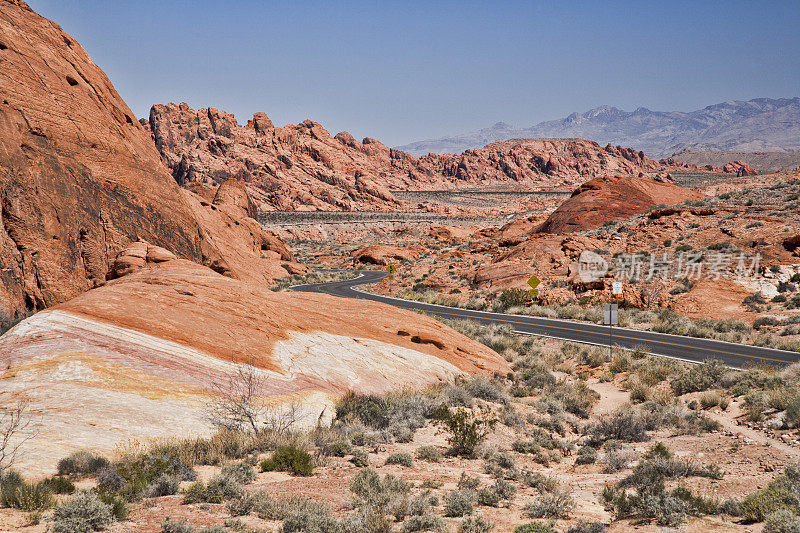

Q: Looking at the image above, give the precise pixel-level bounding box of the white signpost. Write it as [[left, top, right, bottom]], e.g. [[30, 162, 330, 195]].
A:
[[612, 281, 623, 295]]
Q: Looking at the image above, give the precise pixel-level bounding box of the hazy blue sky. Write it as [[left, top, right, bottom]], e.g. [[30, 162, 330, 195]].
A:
[[27, 0, 800, 146]]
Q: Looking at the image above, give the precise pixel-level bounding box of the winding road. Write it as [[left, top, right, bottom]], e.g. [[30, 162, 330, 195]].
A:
[[295, 270, 799, 369]]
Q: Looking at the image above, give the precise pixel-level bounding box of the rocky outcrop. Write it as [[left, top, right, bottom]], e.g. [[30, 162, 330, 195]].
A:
[[147, 103, 402, 211], [0, 2, 299, 322], [537, 176, 703, 234], [147, 103, 689, 211], [722, 160, 758, 177], [0, 0, 210, 321], [352, 245, 423, 266], [0, 258, 508, 473]]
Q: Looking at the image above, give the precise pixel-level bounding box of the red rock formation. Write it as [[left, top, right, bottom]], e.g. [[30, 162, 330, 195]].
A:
[[722, 160, 758, 177], [146, 103, 694, 211], [537, 176, 703, 234], [352, 245, 423, 266], [0, 2, 299, 321]]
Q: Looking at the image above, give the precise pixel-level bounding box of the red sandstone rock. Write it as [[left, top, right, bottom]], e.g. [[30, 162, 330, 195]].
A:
[[722, 160, 758, 177], [537, 176, 703, 234], [146, 103, 696, 211], [0, 3, 301, 321], [352, 245, 423, 266]]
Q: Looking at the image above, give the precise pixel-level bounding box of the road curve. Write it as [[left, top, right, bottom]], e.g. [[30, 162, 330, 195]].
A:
[[295, 270, 799, 369]]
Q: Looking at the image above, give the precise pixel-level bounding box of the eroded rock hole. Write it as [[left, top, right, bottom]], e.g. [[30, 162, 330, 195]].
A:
[[66, 76, 79, 86], [125, 114, 133, 124], [0, 42, 8, 50], [397, 330, 410, 337]]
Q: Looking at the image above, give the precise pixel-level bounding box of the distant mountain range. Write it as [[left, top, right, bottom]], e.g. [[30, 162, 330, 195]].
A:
[[396, 97, 800, 158]]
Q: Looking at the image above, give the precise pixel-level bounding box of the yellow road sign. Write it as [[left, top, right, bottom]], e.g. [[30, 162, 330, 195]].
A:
[[527, 275, 540, 296], [386, 264, 396, 280]]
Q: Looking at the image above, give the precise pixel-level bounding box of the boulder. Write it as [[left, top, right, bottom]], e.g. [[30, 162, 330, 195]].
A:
[[537, 176, 703, 234]]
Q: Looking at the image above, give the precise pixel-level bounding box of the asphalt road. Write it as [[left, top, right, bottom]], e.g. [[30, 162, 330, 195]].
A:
[[295, 270, 799, 369]]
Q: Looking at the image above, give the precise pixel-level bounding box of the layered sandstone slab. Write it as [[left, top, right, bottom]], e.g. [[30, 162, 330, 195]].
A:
[[537, 175, 703, 234], [0, 259, 508, 474]]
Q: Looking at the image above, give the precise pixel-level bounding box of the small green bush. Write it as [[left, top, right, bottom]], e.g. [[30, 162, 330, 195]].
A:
[[260, 445, 314, 476], [575, 445, 598, 465], [52, 491, 114, 533], [145, 474, 181, 498], [415, 446, 442, 462], [402, 514, 446, 532], [444, 489, 475, 517], [763, 508, 800, 532], [220, 461, 256, 484], [670, 360, 726, 395], [324, 440, 353, 457], [42, 475, 76, 494], [57, 451, 110, 477], [437, 407, 497, 458], [350, 449, 370, 467], [385, 452, 414, 467], [741, 463, 800, 522], [476, 487, 499, 507], [524, 488, 575, 519], [514, 522, 559, 533], [459, 514, 495, 533]]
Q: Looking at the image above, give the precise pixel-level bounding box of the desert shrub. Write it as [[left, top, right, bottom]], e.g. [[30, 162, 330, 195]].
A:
[[670, 360, 726, 395], [520, 470, 558, 492], [42, 475, 76, 494], [720, 498, 742, 516], [57, 450, 110, 476], [628, 381, 652, 403], [161, 519, 196, 533], [145, 474, 181, 497], [459, 514, 495, 533], [589, 407, 649, 443], [566, 521, 606, 533], [601, 446, 636, 473], [700, 391, 722, 409], [580, 347, 607, 368], [182, 472, 242, 504], [97, 491, 128, 521], [415, 445, 442, 462], [444, 489, 476, 517], [512, 439, 541, 454], [466, 375, 510, 404], [514, 523, 559, 533], [610, 353, 631, 374], [350, 449, 370, 467], [350, 468, 410, 514], [524, 488, 575, 519], [385, 453, 414, 467], [437, 407, 496, 457], [52, 490, 114, 533], [324, 440, 353, 457], [281, 501, 342, 533], [546, 379, 599, 418], [744, 391, 767, 422], [476, 487, 500, 507], [220, 461, 256, 484], [620, 443, 722, 487], [458, 472, 481, 491], [335, 391, 391, 428], [260, 444, 314, 476], [602, 482, 719, 526], [402, 514, 446, 532], [575, 445, 598, 465], [785, 396, 800, 428], [741, 463, 800, 522], [493, 478, 517, 500], [763, 509, 800, 532], [1, 479, 54, 511], [101, 448, 196, 501]]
